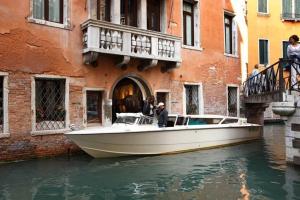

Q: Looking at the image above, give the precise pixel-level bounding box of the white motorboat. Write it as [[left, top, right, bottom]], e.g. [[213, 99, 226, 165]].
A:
[[65, 113, 261, 158]]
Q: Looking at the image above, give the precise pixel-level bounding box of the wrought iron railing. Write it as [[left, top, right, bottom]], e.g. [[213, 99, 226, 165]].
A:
[[243, 59, 300, 102]]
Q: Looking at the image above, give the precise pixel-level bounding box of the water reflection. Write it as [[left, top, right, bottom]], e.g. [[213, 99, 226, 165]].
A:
[[0, 125, 299, 200]]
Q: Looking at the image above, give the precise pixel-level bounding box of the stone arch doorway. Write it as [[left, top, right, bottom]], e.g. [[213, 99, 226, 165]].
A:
[[112, 76, 151, 122]]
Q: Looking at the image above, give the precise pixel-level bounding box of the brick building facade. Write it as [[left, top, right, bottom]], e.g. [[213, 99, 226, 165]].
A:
[[0, 0, 247, 161]]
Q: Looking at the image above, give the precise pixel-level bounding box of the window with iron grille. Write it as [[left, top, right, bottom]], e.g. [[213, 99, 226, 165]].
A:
[[35, 78, 66, 131], [227, 86, 238, 117], [0, 77, 3, 133], [185, 85, 199, 115], [282, 0, 300, 20]]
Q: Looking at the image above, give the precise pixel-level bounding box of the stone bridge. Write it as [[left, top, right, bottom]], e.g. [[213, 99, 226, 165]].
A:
[[242, 58, 300, 166]]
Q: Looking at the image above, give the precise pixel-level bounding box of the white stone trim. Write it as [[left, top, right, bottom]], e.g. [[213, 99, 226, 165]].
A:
[[226, 84, 240, 117], [0, 72, 9, 137], [31, 129, 71, 136], [182, 82, 204, 115], [182, 45, 203, 51], [31, 74, 70, 135], [28, 0, 71, 30], [224, 53, 239, 58], [83, 87, 106, 127]]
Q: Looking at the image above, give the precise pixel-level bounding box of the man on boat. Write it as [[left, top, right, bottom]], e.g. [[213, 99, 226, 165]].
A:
[[157, 102, 168, 128]]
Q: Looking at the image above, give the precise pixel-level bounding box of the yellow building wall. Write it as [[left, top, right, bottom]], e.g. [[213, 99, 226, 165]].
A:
[[248, 0, 300, 75]]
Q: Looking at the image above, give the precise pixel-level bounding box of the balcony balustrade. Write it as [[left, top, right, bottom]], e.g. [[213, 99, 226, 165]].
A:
[[82, 19, 181, 70]]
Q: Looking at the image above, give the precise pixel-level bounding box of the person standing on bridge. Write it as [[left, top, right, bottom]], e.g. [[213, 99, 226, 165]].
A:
[[287, 35, 300, 89]]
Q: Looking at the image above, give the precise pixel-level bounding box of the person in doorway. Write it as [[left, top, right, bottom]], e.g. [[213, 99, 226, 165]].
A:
[[156, 102, 168, 128], [142, 95, 155, 117], [287, 34, 300, 89]]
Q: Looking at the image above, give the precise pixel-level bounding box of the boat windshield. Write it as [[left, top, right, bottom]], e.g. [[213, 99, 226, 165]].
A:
[[188, 118, 222, 125], [115, 116, 138, 124]]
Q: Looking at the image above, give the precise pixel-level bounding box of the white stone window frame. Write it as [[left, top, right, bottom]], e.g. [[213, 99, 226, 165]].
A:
[[181, 0, 202, 51], [28, 0, 71, 30], [155, 89, 171, 113], [31, 74, 70, 136], [226, 84, 240, 117], [224, 11, 239, 58], [257, 0, 269, 15], [83, 87, 106, 128], [0, 73, 9, 138], [182, 82, 204, 115]]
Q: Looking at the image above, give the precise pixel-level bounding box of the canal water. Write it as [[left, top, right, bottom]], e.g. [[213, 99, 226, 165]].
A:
[[1, 125, 300, 200]]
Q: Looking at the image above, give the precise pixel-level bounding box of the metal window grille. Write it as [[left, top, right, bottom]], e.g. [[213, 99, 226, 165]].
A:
[[185, 85, 199, 115], [228, 87, 238, 117], [0, 77, 3, 133], [35, 79, 66, 131]]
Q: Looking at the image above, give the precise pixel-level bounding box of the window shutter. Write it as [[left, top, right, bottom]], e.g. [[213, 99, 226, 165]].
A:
[[295, 0, 300, 18], [258, 0, 267, 13], [259, 40, 268, 65], [283, 41, 289, 59], [232, 18, 238, 56], [264, 40, 268, 64], [283, 0, 293, 18]]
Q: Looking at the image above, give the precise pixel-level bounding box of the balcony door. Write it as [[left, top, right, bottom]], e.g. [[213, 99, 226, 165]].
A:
[[121, 0, 137, 27], [147, 0, 161, 31]]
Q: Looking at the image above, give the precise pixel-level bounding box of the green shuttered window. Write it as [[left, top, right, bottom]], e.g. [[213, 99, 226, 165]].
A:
[[258, 0, 268, 13], [259, 39, 269, 65], [282, 0, 300, 19]]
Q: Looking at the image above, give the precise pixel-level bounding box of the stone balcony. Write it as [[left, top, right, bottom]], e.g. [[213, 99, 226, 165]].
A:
[[81, 19, 182, 71]]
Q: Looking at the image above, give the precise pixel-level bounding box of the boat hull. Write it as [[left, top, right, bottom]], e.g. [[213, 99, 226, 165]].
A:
[[66, 125, 262, 158]]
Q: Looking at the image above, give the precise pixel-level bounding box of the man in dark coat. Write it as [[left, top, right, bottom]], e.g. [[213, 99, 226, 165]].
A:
[[157, 102, 168, 128]]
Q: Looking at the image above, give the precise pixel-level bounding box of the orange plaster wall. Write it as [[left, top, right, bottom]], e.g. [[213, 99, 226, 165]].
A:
[[0, 0, 241, 92]]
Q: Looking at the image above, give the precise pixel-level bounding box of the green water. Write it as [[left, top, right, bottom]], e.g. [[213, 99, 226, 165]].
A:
[[0, 125, 300, 200]]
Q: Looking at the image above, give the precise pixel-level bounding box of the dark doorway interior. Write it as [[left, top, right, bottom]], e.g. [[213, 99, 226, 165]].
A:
[[112, 78, 144, 122], [87, 91, 103, 124]]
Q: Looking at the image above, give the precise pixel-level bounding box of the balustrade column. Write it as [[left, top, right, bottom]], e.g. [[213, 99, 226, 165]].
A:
[[137, 0, 147, 29], [110, 0, 120, 24]]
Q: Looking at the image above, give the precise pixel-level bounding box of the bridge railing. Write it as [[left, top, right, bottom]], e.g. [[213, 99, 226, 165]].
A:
[[243, 59, 300, 102]]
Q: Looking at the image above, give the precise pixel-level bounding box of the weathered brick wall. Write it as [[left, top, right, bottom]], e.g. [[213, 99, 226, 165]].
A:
[[0, 73, 82, 161]]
